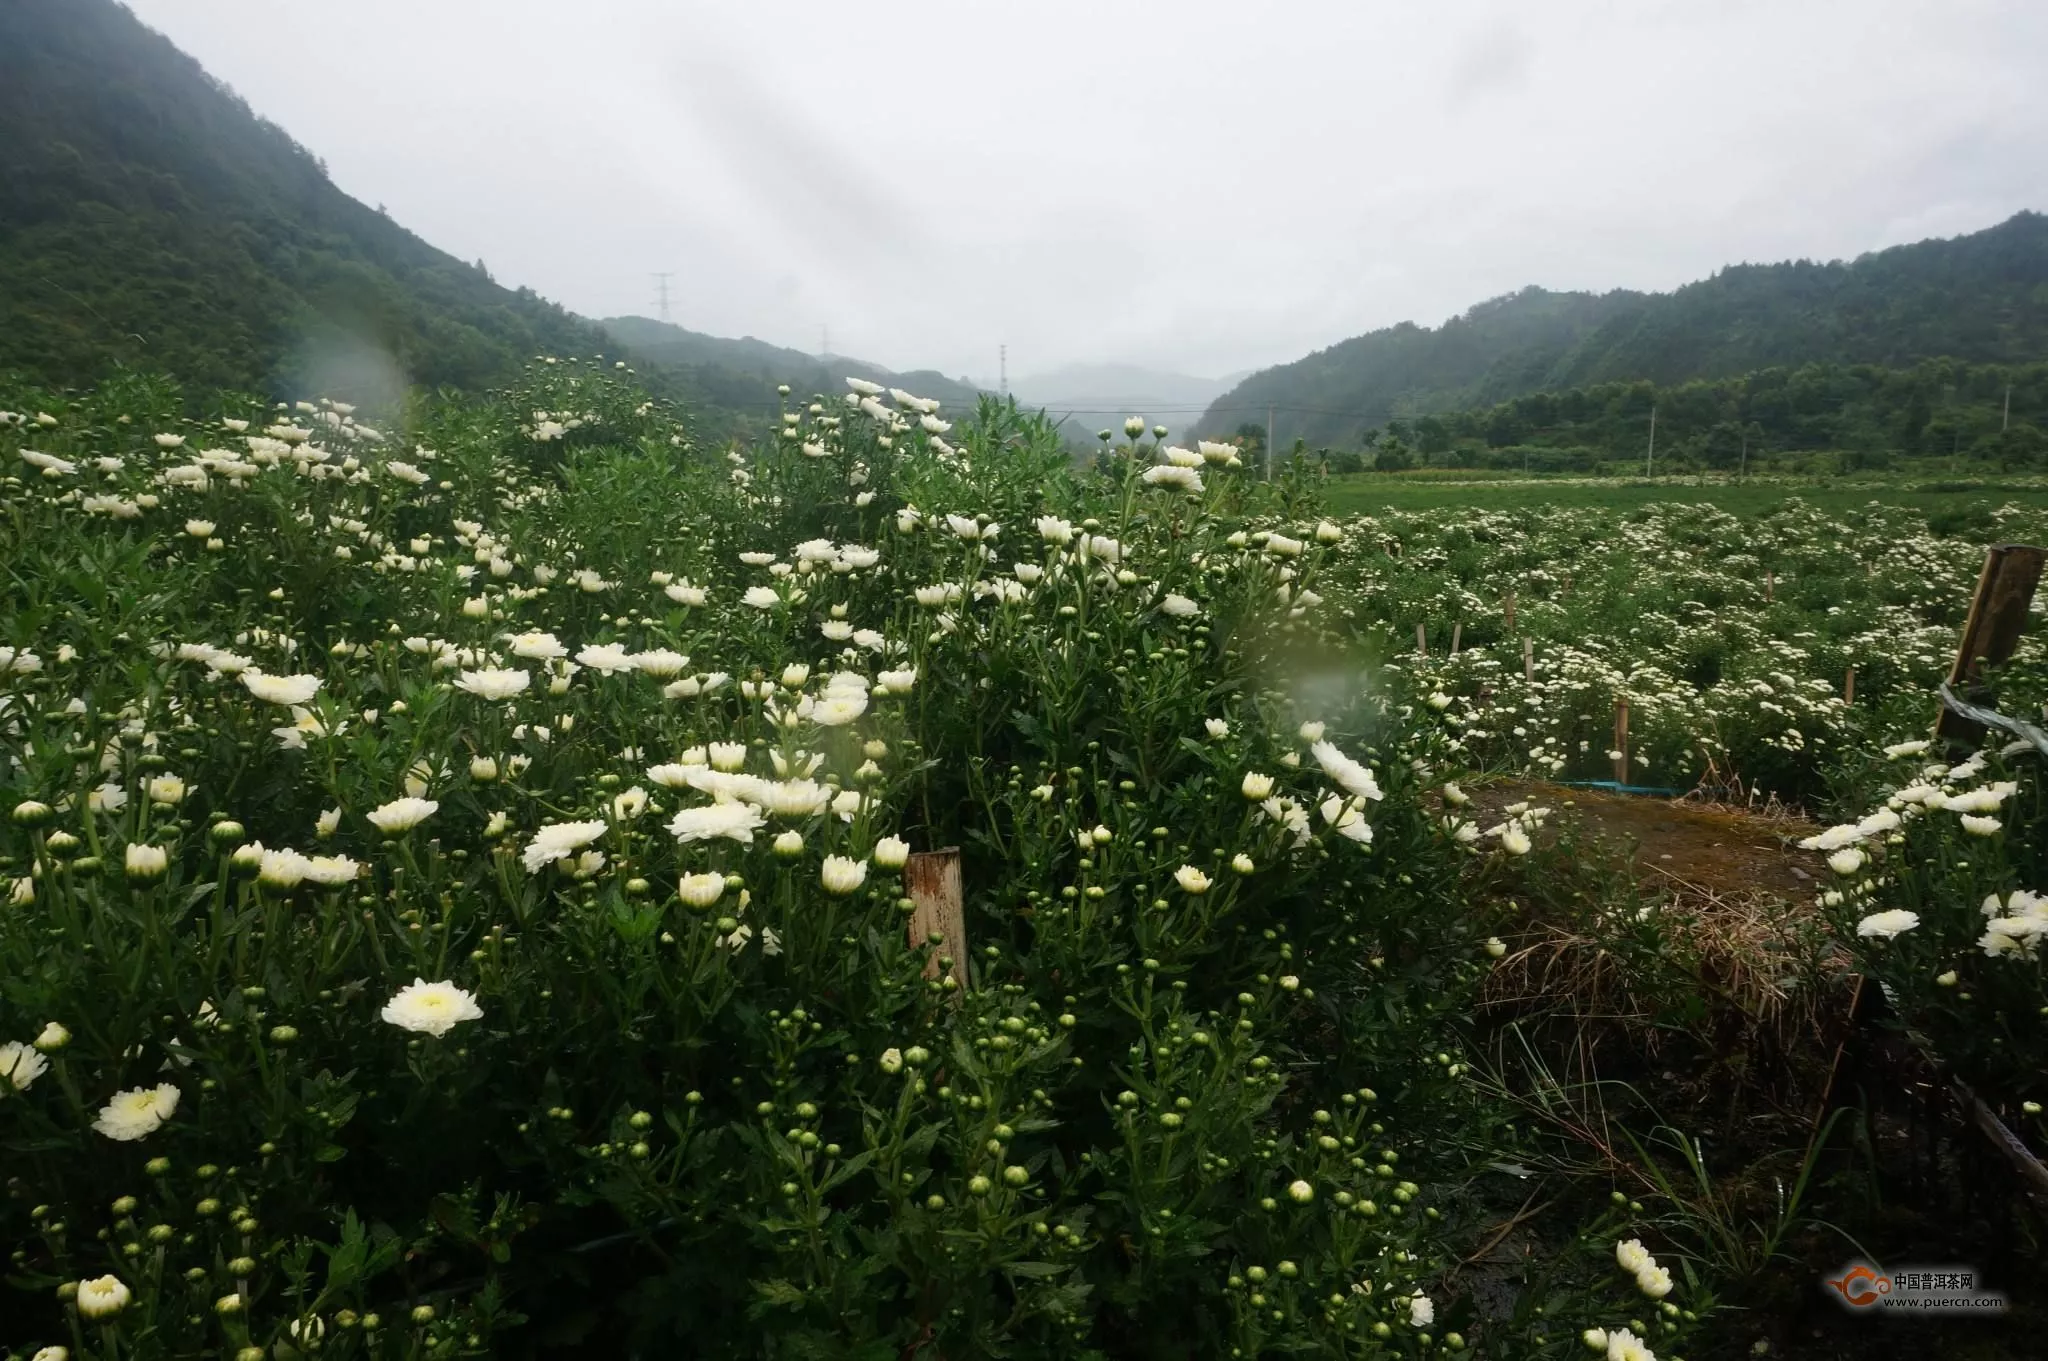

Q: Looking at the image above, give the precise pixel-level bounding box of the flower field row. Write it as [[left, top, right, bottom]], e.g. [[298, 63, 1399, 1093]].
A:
[[10, 359, 2046, 1356]]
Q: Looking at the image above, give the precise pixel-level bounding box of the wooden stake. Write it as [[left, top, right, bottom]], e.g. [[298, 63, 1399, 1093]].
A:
[[1521, 637, 1534, 682], [1503, 590, 1517, 634], [1450, 621, 1462, 656], [905, 848, 967, 993], [1612, 699, 1630, 784], [1936, 544, 2047, 743], [1415, 623, 1427, 657], [1765, 569, 1774, 603], [1843, 667, 1855, 705]]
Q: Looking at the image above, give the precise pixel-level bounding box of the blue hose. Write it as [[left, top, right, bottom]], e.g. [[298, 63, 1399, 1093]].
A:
[[1552, 779, 1689, 797]]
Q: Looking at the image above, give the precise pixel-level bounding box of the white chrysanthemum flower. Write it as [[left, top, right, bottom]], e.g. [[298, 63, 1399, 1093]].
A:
[[1036, 515, 1075, 545], [809, 693, 867, 726], [575, 643, 634, 674], [1, 1041, 49, 1091], [254, 845, 312, 889], [709, 742, 748, 772], [1826, 847, 1866, 877], [1856, 909, 1920, 939], [521, 820, 608, 872], [1883, 739, 1931, 758], [1615, 1238, 1652, 1274], [877, 667, 917, 694], [380, 978, 483, 1037], [1141, 464, 1203, 493], [367, 797, 438, 833], [1320, 797, 1375, 845], [1605, 1327, 1656, 1361], [455, 668, 530, 700], [76, 1274, 132, 1319], [1241, 772, 1274, 800], [1160, 593, 1199, 617], [241, 671, 322, 706], [507, 631, 568, 661], [1264, 533, 1304, 557], [1407, 1294, 1433, 1327], [1961, 814, 2002, 837], [668, 803, 765, 845], [1499, 825, 1531, 856], [1797, 823, 1863, 852], [1310, 740, 1383, 802], [1298, 721, 1325, 742], [665, 581, 708, 606], [743, 585, 781, 608], [93, 1084, 181, 1140], [821, 855, 869, 895], [611, 786, 649, 820], [874, 836, 910, 869], [124, 842, 169, 882], [303, 855, 360, 886], [676, 872, 726, 909], [1174, 865, 1212, 895]]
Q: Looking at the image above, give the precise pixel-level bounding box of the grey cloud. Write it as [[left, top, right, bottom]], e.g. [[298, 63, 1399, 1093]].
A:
[[120, 0, 2048, 382]]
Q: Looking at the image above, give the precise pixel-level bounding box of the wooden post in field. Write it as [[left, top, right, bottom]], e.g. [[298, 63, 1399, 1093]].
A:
[[1612, 699, 1630, 784], [1936, 544, 2047, 744], [1765, 569, 1774, 603], [1450, 621, 1463, 656], [1521, 637, 1534, 682], [1415, 623, 1427, 657], [1843, 667, 1856, 705], [1504, 591, 1517, 635], [905, 848, 967, 993]]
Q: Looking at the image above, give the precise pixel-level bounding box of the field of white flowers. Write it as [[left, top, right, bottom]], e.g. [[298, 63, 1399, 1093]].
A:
[[1, 362, 2042, 1360]]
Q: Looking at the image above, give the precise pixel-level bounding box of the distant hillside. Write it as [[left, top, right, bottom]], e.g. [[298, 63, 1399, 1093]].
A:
[[600, 316, 986, 422], [1201, 213, 2048, 448], [0, 0, 611, 402], [1008, 363, 1229, 445]]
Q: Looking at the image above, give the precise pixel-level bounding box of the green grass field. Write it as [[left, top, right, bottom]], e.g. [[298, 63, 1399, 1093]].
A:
[[1322, 472, 2048, 517]]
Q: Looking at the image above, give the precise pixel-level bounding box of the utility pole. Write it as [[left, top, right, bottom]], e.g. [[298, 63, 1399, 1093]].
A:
[[651, 272, 675, 323], [1645, 404, 1657, 478], [1266, 404, 1276, 481], [999, 344, 1008, 397]]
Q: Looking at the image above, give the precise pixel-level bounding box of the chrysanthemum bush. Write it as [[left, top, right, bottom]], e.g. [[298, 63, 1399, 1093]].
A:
[[1320, 499, 2048, 803], [1, 368, 1709, 1358], [1799, 729, 2047, 1120]]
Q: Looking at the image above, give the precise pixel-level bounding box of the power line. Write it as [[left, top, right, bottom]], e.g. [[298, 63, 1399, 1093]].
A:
[[650, 272, 675, 324]]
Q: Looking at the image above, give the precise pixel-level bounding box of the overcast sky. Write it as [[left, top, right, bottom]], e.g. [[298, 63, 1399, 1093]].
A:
[[126, 0, 2048, 384]]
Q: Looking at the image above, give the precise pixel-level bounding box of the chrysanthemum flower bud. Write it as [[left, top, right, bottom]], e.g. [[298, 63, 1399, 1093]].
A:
[[1241, 772, 1274, 800], [124, 843, 169, 883], [773, 830, 804, 859], [1286, 1180, 1315, 1204], [879, 1048, 904, 1074], [873, 836, 910, 869], [471, 756, 499, 782], [11, 799, 54, 827], [1232, 853, 1255, 875]]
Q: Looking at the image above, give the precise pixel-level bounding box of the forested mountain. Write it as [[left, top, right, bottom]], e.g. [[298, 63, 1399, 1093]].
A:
[[600, 316, 985, 425], [1351, 358, 2045, 474], [0, 0, 616, 401], [1202, 213, 2048, 448], [0, 0, 974, 431]]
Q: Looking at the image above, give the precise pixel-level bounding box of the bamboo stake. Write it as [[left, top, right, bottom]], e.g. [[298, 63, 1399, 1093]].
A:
[[1612, 699, 1630, 784], [1415, 623, 1427, 657], [905, 848, 967, 993], [1522, 637, 1534, 682], [1936, 544, 2046, 744], [1450, 621, 1462, 656], [1843, 667, 1855, 705]]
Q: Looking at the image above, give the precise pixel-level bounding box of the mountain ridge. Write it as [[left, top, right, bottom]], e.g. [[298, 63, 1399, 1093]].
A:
[[1199, 213, 2048, 448]]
